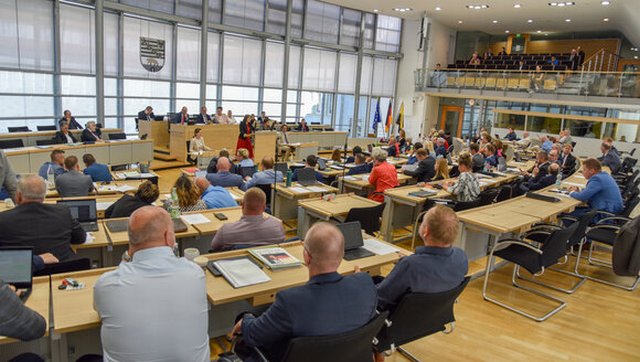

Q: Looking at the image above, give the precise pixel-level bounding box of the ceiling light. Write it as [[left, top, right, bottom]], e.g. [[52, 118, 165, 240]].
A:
[[435, 6, 442, 11], [635, 56, 639, 60], [458, 20, 463, 24], [603, 18, 609, 21], [549, 2, 575, 6], [373, 9, 379, 12], [492, 20, 498, 24], [565, 18, 571, 22], [537, 30, 542, 33], [527, 19, 533, 23], [393, 7, 413, 12], [466, 4, 490, 10], [514, 4, 521, 8], [505, 30, 510, 33], [601, 1, 611, 5]]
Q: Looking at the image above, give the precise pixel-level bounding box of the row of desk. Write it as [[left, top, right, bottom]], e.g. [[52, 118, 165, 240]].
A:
[[0, 128, 123, 147]]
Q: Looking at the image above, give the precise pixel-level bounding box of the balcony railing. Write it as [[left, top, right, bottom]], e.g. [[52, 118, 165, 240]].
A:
[[415, 68, 640, 99]]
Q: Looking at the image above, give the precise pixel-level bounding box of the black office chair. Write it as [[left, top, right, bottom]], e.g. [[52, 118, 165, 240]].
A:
[[478, 188, 499, 206], [495, 184, 513, 202], [373, 277, 470, 361], [256, 184, 272, 207], [276, 311, 388, 362], [36, 139, 58, 146], [108, 133, 126, 140], [576, 214, 640, 291], [8, 126, 30, 133], [37, 125, 57, 131], [34, 258, 92, 277], [344, 203, 386, 236], [0, 139, 24, 149], [186, 141, 196, 165], [482, 223, 578, 321]]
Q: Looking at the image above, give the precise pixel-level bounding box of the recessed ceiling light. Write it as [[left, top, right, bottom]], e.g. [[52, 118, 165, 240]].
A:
[[565, 18, 572, 22], [505, 30, 510, 33], [492, 20, 498, 23], [373, 9, 379, 12], [549, 2, 575, 6], [393, 7, 413, 12], [458, 20, 463, 24], [537, 30, 542, 33], [466, 4, 490, 10], [635, 56, 638, 60], [514, 4, 521, 8], [601, 1, 611, 5], [527, 19, 533, 23], [435, 6, 442, 11], [603, 18, 609, 21]]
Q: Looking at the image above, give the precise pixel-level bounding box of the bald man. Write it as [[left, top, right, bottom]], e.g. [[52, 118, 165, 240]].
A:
[[242, 156, 284, 191], [377, 205, 468, 311], [94, 207, 209, 362], [194, 176, 237, 209], [231, 222, 377, 362], [205, 157, 245, 188]]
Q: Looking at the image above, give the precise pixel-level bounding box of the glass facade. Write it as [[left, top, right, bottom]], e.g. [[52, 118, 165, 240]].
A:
[[0, 0, 401, 134]]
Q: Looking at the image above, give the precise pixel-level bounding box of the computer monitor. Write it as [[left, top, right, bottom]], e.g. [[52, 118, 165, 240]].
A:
[[0, 247, 33, 289], [57, 199, 97, 223], [274, 162, 288, 176], [336, 221, 364, 251]]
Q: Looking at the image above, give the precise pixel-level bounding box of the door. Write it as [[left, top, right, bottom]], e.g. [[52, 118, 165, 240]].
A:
[[439, 105, 464, 138]]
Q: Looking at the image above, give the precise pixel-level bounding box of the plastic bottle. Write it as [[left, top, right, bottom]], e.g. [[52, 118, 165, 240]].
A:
[[555, 172, 563, 187], [286, 169, 293, 187], [47, 164, 55, 190], [169, 187, 180, 219]]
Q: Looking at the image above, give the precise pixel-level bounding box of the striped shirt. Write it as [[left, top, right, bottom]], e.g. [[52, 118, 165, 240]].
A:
[[448, 172, 480, 202]]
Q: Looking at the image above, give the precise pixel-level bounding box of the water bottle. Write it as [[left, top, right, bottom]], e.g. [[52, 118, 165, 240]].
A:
[[555, 173, 563, 187], [286, 169, 293, 187], [169, 187, 180, 219], [47, 164, 55, 190], [484, 161, 490, 173]]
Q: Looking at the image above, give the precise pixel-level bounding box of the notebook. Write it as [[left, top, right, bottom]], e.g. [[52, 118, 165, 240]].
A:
[[249, 247, 302, 269], [213, 258, 271, 288]]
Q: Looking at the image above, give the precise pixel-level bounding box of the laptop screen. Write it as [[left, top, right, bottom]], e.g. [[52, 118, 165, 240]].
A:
[[316, 158, 327, 170], [58, 199, 97, 223], [297, 168, 316, 183], [0, 247, 33, 288], [274, 162, 288, 175], [336, 221, 364, 251]]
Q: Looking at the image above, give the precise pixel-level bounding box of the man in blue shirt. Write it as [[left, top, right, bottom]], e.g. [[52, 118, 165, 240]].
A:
[[38, 149, 65, 180], [347, 153, 372, 176], [598, 142, 621, 173], [541, 135, 553, 153], [232, 222, 377, 362], [291, 155, 323, 182], [482, 144, 498, 167], [243, 156, 283, 190], [568, 158, 624, 217], [505, 127, 518, 141], [206, 157, 245, 188], [406, 142, 423, 165], [82, 153, 112, 182], [375, 205, 468, 311], [195, 177, 237, 209], [434, 138, 447, 158]]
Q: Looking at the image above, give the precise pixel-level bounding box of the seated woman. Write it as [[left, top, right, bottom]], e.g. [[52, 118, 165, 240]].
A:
[[105, 181, 159, 218], [189, 128, 212, 164], [444, 153, 480, 202], [173, 175, 207, 213], [237, 148, 255, 168], [432, 158, 450, 181], [330, 149, 342, 163]]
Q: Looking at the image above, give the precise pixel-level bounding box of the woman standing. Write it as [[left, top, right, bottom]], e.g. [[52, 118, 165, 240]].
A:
[[236, 114, 255, 159]]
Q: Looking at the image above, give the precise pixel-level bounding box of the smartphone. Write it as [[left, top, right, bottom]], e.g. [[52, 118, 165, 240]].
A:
[[214, 213, 228, 221]]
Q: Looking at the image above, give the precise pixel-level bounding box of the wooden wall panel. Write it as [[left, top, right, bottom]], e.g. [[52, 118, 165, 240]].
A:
[[488, 38, 620, 59]]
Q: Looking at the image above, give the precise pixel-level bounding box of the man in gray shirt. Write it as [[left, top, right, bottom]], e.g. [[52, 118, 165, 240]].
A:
[[55, 155, 94, 197], [211, 188, 285, 251], [0, 150, 17, 201], [469, 143, 485, 172]]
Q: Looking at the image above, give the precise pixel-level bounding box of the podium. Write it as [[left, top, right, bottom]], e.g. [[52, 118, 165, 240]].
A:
[[138, 120, 170, 150]]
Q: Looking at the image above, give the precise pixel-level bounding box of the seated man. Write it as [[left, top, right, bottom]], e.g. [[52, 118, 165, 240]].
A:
[[598, 142, 621, 173], [540, 135, 553, 153], [434, 138, 447, 158], [0, 149, 17, 202], [347, 153, 372, 176], [231, 222, 377, 362], [559, 143, 577, 178], [291, 154, 323, 182], [387, 138, 399, 157], [94, 207, 209, 362], [568, 158, 623, 217], [0, 281, 47, 344], [481, 144, 497, 168], [211, 188, 284, 251], [469, 143, 484, 172], [81, 121, 104, 143], [505, 127, 518, 141], [518, 151, 550, 194], [368, 147, 398, 202], [206, 157, 245, 188], [206, 149, 237, 174], [403, 149, 435, 182], [520, 163, 559, 193], [377, 205, 468, 311], [548, 149, 560, 164], [137, 106, 155, 122], [194, 177, 237, 209], [55, 156, 94, 197], [105, 181, 160, 218], [406, 142, 423, 165], [82, 153, 112, 182], [243, 156, 283, 190], [516, 131, 531, 148], [38, 149, 65, 180], [346, 145, 362, 164], [0, 175, 86, 261]]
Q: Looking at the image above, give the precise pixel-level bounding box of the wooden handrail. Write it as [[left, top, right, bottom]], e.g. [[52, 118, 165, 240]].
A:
[[421, 68, 640, 75]]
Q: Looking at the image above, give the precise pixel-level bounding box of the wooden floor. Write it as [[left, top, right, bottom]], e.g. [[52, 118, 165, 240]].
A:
[[155, 168, 640, 361]]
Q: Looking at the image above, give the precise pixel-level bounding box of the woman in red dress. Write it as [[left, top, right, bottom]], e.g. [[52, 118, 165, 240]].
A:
[[236, 114, 255, 159]]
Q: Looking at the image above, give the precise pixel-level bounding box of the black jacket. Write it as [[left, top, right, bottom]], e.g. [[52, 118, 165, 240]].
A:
[[137, 110, 155, 121], [54, 131, 78, 144], [81, 128, 101, 142], [105, 194, 150, 218], [560, 153, 577, 177], [0, 203, 86, 261], [404, 157, 436, 182], [59, 117, 83, 130]]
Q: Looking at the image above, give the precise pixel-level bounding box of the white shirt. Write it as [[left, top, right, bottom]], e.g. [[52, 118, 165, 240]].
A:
[[65, 133, 73, 143], [215, 114, 229, 124], [94, 247, 209, 362]]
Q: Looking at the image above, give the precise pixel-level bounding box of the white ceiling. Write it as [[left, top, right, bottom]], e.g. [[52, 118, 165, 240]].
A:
[[326, 0, 640, 46]]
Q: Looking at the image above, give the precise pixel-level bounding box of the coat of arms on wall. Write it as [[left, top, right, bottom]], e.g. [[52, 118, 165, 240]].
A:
[[140, 37, 165, 72]]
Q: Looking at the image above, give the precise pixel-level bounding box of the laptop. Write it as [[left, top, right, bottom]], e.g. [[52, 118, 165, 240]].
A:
[[0, 247, 33, 302], [297, 168, 320, 186], [57, 199, 99, 232], [336, 222, 375, 261], [316, 158, 327, 171]]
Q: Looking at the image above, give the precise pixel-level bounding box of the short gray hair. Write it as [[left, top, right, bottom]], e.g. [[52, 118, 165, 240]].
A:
[[86, 120, 96, 127], [371, 147, 387, 162], [17, 175, 47, 201]]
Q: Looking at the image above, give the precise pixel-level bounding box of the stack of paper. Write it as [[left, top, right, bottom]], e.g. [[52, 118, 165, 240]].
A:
[[181, 213, 211, 225], [289, 186, 309, 193], [362, 239, 400, 255], [306, 186, 326, 193]]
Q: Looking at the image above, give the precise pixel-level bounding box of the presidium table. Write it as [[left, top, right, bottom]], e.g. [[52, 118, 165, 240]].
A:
[[138, 120, 277, 164]]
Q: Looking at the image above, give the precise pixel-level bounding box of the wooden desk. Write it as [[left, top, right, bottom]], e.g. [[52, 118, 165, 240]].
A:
[[0, 128, 122, 147], [44, 180, 144, 198], [204, 240, 402, 306], [297, 193, 380, 238], [0, 276, 50, 345], [104, 216, 200, 247], [186, 207, 244, 235], [338, 172, 413, 193], [272, 182, 338, 221], [51, 268, 115, 334]]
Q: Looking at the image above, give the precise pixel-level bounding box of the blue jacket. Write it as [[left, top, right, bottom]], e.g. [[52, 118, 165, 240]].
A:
[[83, 163, 112, 182], [38, 162, 64, 180], [241, 272, 377, 362], [526, 173, 556, 191], [505, 132, 518, 141], [484, 155, 498, 167], [435, 146, 447, 158], [200, 185, 237, 209], [206, 171, 245, 188], [598, 151, 621, 173], [570, 172, 624, 214], [542, 140, 553, 153], [347, 163, 372, 176]]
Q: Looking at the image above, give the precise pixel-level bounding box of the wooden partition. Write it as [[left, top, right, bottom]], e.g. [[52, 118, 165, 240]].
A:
[[170, 124, 238, 162], [0, 128, 123, 147], [254, 131, 277, 165], [285, 131, 349, 149], [138, 120, 170, 150]]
